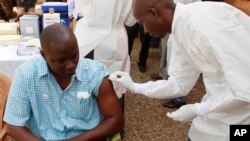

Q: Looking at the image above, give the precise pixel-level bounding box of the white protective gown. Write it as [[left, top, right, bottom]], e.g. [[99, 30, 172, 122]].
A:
[[74, 0, 135, 97], [142, 2, 250, 141], [174, 0, 201, 4]]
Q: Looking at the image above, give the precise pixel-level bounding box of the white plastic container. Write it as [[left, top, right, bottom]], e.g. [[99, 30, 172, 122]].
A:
[[20, 15, 40, 38]]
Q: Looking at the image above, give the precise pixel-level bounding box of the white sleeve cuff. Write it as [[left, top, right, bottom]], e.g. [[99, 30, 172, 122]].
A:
[[133, 83, 148, 94], [194, 102, 210, 116]]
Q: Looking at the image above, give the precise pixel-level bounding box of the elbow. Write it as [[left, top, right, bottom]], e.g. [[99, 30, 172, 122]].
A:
[[114, 113, 125, 131], [5, 123, 14, 136], [119, 115, 125, 130], [114, 114, 124, 131]]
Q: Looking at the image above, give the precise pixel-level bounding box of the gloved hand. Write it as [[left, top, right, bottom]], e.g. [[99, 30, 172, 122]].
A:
[[109, 71, 135, 92], [166, 104, 198, 122]]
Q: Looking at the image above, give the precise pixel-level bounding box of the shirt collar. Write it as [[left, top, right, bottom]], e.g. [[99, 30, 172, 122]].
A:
[[38, 57, 49, 78], [172, 3, 187, 34], [75, 59, 87, 82]]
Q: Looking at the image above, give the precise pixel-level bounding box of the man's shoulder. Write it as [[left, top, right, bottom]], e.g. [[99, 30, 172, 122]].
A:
[[19, 56, 42, 67], [15, 56, 44, 76], [77, 58, 109, 79], [79, 58, 107, 70], [187, 1, 231, 12]]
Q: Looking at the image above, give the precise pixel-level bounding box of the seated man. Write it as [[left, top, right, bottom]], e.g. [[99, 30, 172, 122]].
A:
[[3, 24, 124, 141]]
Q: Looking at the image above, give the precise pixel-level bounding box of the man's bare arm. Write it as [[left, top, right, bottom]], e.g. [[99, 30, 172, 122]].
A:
[[6, 124, 42, 141], [63, 77, 124, 141]]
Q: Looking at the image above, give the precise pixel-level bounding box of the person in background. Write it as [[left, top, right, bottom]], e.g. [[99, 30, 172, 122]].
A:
[[16, 0, 36, 17], [4, 24, 124, 141], [126, 23, 151, 73], [0, 4, 9, 21], [46, 0, 66, 2], [150, 37, 160, 48], [109, 0, 250, 140], [0, 0, 15, 22], [74, 0, 136, 109], [67, 0, 80, 20]]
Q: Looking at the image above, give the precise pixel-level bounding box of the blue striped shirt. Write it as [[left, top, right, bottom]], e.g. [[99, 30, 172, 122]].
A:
[[4, 56, 110, 141]]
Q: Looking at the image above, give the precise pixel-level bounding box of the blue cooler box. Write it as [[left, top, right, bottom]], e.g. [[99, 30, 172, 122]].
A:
[[41, 2, 69, 28]]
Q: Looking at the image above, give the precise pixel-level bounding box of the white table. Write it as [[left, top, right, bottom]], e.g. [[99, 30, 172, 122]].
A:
[[0, 45, 39, 77]]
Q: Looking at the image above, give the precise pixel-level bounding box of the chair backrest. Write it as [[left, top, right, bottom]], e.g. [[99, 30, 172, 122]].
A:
[[0, 71, 11, 129]]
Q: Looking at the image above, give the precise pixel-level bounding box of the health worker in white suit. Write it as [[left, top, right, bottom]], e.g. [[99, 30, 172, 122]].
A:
[[74, 0, 136, 98], [109, 0, 250, 141]]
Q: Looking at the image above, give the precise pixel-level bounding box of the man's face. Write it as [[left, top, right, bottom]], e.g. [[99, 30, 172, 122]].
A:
[[136, 12, 167, 38], [42, 39, 79, 78]]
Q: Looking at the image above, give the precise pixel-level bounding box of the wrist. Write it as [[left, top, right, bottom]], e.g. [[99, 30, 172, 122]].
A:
[[194, 102, 209, 116], [133, 83, 148, 94]]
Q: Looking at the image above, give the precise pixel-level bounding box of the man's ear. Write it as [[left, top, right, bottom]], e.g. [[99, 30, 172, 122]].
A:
[[40, 49, 45, 58], [149, 8, 159, 19]]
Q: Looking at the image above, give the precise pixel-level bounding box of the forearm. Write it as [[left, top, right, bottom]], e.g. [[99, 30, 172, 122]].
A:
[[6, 124, 42, 141], [194, 94, 249, 116], [134, 77, 188, 99], [66, 116, 124, 141], [137, 66, 200, 99], [207, 92, 249, 113]]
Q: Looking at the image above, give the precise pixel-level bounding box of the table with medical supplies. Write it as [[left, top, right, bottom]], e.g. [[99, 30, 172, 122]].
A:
[[0, 38, 40, 76]]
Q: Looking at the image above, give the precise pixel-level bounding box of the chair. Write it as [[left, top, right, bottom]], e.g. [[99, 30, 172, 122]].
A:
[[108, 132, 121, 141], [0, 71, 11, 141]]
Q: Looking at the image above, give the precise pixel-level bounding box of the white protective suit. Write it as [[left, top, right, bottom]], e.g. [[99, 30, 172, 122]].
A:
[[160, 0, 201, 79], [132, 2, 250, 141], [74, 0, 135, 97], [174, 0, 201, 4]]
